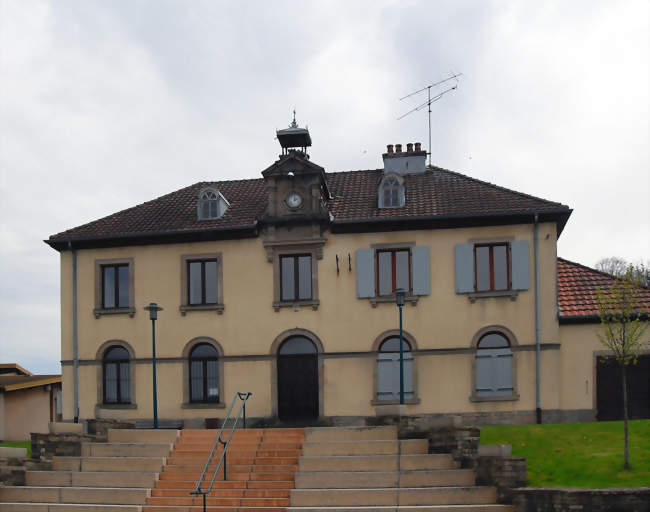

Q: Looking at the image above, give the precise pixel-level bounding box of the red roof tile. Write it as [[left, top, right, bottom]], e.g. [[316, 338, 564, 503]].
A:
[[47, 165, 570, 248], [557, 258, 650, 320]]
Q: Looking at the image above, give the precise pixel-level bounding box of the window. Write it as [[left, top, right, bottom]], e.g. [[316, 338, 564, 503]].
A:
[[454, 240, 529, 297], [355, 245, 430, 304], [378, 173, 405, 208], [103, 346, 130, 404], [102, 264, 129, 308], [180, 253, 223, 315], [188, 259, 218, 305], [475, 332, 514, 398], [189, 343, 219, 403], [376, 249, 411, 296], [376, 337, 414, 402], [280, 254, 312, 301], [94, 258, 134, 317], [474, 243, 510, 292], [197, 187, 229, 220]]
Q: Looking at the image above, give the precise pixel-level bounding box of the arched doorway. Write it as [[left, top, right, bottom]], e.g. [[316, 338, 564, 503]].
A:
[[277, 336, 318, 421]]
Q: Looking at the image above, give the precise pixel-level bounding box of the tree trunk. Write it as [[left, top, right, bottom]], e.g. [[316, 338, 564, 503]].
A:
[[622, 364, 630, 470]]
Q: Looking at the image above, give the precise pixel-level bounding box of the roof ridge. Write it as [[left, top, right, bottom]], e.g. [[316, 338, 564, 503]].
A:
[[558, 256, 647, 285], [48, 182, 206, 240], [436, 166, 570, 209]]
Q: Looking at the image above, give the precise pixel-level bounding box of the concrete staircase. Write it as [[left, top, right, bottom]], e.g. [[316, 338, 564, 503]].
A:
[[0, 425, 513, 512], [0, 428, 177, 511], [144, 427, 304, 511], [288, 425, 513, 512]]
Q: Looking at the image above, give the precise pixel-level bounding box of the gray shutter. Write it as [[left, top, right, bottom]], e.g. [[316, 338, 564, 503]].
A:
[[411, 246, 430, 296], [404, 353, 414, 399], [377, 354, 395, 400], [511, 240, 530, 291], [454, 243, 474, 293], [495, 349, 513, 392], [356, 249, 375, 298], [475, 354, 493, 395]]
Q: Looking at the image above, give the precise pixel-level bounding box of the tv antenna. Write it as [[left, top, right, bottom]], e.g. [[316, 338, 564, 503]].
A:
[[398, 73, 462, 166]]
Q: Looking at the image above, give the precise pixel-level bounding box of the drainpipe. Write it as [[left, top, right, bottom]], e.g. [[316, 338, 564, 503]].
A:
[[534, 214, 542, 424], [69, 242, 80, 423]]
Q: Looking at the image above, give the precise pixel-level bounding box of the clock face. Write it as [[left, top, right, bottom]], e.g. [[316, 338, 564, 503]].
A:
[[286, 192, 303, 209]]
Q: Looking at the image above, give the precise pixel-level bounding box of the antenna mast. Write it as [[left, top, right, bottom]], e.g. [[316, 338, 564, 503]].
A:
[[398, 73, 461, 166]]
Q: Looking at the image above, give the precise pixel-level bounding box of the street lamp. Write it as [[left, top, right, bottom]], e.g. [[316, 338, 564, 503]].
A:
[[395, 288, 406, 405], [144, 302, 163, 429]]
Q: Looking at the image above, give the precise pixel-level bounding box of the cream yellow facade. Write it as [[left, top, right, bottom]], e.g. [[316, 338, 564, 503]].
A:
[[58, 220, 576, 425]]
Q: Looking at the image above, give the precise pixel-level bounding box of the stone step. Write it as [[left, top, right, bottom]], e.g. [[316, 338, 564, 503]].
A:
[[304, 426, 397, 442], [165, 456, 299, 465], [302, 440, 398, 457], [173, 448, 301, 458], [82, 443, 172, 458], [295, 469, 475, 489], [107, 429, 179, 444], [155, 480, 293, 490], [290, 486, 497, 507], [0, 504, 143, 512], [287, 506, 514, 512], [0, 487, 149, 505], [299, 454, 458, 472], [53, 457, 165, 473], [26, 471, 158, 488], [145, 496, 290, 507], [150, 488, 290, 498]]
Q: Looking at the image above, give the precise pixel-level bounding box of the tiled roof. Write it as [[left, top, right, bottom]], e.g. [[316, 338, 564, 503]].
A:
[[557, 258, 650, 320], [48, 166, 570, 246]]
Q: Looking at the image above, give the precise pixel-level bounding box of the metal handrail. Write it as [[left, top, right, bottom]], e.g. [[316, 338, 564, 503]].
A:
[[189, 392, 252, 512]]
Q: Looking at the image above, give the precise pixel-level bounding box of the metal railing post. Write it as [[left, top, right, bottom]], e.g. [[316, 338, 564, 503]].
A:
[[223, 450, 227, 481], [202, 493, 206, 512]]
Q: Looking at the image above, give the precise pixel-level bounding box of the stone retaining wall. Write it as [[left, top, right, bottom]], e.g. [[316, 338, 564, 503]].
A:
[[476, 455, 527, 503], [31, 433, 97, 460], [512, 487, 650, 512]]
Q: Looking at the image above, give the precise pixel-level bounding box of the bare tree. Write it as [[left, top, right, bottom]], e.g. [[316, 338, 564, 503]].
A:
[[596, 257, 629, 277], [596, 257, 650, 287], [596, 268, 649, 470]]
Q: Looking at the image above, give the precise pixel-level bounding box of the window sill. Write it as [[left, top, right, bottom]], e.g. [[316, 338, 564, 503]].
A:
[[97, 403, 137, 409], [273, 300, 320, 312], [369, 295, 419, 308], [181, 402, 226, 409], [467, 290, 518, 303], [179, 304, 225, 316], [93, 307, 135, 319], [371, 398, 420, 406], [470, 393, 520, 403]]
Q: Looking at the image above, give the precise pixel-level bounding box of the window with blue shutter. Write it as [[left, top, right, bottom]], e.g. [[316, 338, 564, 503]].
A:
[[376, 337, 414, 401], [356, 246, 430, 300], [454, 240, 529, 294], [475, 332, 513, 398]]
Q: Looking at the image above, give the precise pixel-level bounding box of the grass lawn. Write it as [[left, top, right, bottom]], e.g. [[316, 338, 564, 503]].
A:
[[0, 440, 31, 458], [480, 419, 650, 488]]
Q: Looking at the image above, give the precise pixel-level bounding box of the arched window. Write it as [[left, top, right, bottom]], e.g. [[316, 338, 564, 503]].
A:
[[103, 346, 130, 404], [377, 337, 413, 401], [378, 174, 405, 208], [197, 187, 229, 220], [189, 343, 219, 403], [475, 332, 513, 397]]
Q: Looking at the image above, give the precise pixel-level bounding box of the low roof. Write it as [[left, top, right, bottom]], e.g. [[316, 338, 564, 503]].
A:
[[46, 166, 571, 250], [0, 363, 32, 376], [557, 258, 650, 323], [0, 374, 61, 392]]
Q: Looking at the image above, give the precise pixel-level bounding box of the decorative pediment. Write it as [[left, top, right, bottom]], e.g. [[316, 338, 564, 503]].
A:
[[261, 152, 326, 179]]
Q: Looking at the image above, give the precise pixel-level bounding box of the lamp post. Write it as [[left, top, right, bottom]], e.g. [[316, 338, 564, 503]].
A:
[[395, 288, 406, 405], [144, 302, 163, 429]]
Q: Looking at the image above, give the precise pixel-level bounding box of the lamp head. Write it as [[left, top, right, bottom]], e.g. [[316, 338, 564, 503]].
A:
[[144, 302, 163, 320], [395, 288, 406, 307]]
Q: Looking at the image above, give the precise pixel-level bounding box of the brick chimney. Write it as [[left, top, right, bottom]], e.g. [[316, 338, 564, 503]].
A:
[[382, 142, 427, 175]]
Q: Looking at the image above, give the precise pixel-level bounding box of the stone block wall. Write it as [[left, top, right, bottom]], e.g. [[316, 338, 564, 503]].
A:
[[476, 455, 527, 502], [512, 488, 650, 512], [31, 433, 96, 460]]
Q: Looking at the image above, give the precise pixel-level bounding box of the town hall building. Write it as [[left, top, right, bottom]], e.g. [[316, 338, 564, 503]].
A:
[[46, 121, 650, 427]]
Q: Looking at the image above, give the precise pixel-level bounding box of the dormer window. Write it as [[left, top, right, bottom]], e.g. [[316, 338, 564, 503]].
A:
[[197, 187, 229, 220], [378, 173, 405, 208]]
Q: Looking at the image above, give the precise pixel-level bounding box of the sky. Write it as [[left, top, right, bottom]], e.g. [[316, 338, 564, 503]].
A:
[[1, 0, 648, 374]]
